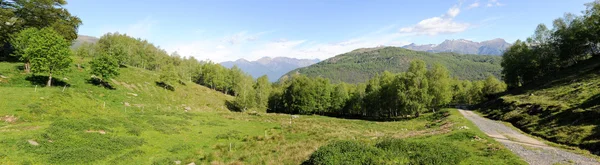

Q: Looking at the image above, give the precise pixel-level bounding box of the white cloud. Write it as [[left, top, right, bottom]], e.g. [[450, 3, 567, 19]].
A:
[[399, 6, 469, 36], [447, 6, 461, 17], [467, 1, 480, 9], [100, 17, 159, 39], [223, 31, 270, 45], [164, 26, 411, 62], [487, 0, 504, 7]]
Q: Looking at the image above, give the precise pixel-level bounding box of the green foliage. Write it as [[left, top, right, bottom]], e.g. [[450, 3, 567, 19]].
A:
[[304, 141, 386, 165], [427, 64, 453, 110], [159, 63, 178, 87], [501, 40, 536, 88], [10, 27, 72, 86], [0, 0, 81, 59], [482, 75, 506, 96], [233, 74, 256, 111], [376, 139, 469, 165], [306, 109, 526, 165], [502, 1, 600, 88], [481, 55, 600, 155], [95, 33, 170, 70], [254, 75, 271, 110], [0, 61, 526, 165], [397, 60, 431, 117], [270, 60, 504, 118], [73, 42, 94, 68], [90, 52, 119, 81], [283, 47, 502, 84]]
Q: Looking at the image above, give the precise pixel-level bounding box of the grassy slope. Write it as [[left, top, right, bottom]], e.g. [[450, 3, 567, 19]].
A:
[[282, 47, 502, 83], [0, 62, 523, 164], [305, 109, 526, 165], [479, 56, 600, 155]]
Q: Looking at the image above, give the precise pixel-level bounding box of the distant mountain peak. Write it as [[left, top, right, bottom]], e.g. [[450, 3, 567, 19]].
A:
[[402, 38, 511, 56], [71, 35, 99, 49], [221, 57, 320, 82], [235, 58, 250, 62]]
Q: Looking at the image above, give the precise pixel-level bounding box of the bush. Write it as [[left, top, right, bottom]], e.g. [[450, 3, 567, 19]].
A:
[[306, 139, 470, 165], [303, 140, 386, 165], [376, 139, 469, 165]]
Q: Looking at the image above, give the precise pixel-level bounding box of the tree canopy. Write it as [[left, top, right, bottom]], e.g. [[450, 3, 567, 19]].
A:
[[10, 27, 72, 86], [1, 0, 81, 60], [268, 60, 502, 118], [502, 1, 600, 88]]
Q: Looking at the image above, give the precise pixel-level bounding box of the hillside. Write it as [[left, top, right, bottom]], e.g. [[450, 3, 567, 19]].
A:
[[403, 38, 511, 56], [282, 47, 502, 83], [0, 61, 526, 164], [478, 56, 600, 155], [71, 35, 99, 49], [221, 57, 319, 82]]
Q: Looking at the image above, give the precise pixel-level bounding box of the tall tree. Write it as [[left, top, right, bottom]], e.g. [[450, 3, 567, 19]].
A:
[[254, 75, 271, 111], [426, 64, 452, 111], [11, 27, 72, 86], [501, 40, 531, 88], [1, 0, 81, 59], [468, 81, 485, 104], [228, 65, 244, 95], [397, 60, 431, 117], [233, 74, 256, 111], [330, 83, 349, 114], [283, 75, 318, 114], [95, 33, 128, 65]]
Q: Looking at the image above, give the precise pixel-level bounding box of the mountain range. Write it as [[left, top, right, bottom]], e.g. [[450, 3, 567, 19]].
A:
[[282, 47, 502, 83], [221, 57, 320, 82], [402, 38, 512, 56]]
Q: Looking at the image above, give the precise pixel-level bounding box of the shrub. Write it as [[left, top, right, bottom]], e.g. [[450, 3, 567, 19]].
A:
[[376, 139, 469, 165], [306, 139, 470, 165], [303, 140, 386, 165]]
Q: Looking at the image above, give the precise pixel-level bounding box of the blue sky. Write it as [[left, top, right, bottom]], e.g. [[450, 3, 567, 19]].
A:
[[66, 0, 590, 62]]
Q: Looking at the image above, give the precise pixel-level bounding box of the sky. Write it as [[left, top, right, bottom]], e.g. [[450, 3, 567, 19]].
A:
[[66, 0, 591, 62]]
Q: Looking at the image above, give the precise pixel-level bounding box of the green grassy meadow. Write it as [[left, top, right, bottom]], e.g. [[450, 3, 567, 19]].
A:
[[0, 62, 524, 164]]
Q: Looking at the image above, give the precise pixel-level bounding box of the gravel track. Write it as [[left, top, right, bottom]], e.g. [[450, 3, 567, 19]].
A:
[[458, 109, 598, 165]]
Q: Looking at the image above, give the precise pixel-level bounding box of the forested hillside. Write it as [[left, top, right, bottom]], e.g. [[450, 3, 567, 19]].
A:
[[282, 47, 502, 83]]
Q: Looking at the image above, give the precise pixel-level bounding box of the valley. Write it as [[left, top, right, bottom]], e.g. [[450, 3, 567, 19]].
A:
[[2, 0, 600, 164]]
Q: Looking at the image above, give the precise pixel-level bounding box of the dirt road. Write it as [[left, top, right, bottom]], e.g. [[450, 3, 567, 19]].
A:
[[458, 109, 598, 165]]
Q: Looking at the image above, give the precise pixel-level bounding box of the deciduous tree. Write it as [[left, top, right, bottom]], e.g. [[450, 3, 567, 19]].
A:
[[11, 27, 72, 86]]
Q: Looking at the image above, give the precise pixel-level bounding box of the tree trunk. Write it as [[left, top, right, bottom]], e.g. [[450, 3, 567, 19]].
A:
[[25, 62, 31, 73], [47, 73, 52, 87]]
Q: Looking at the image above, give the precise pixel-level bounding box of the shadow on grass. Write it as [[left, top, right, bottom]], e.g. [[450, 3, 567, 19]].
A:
[[155, 81, 174, 91], [478, 98, 600, 156], [225, 100, 241, 112], [578, 94, 600, 109], [178, 80, 186, 86], [26, 75, 70, 87], [263, 109, 420, 122], [318, 113, 418, 122], [87, 78, 116, 90], [15, 64, 24, 71]]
